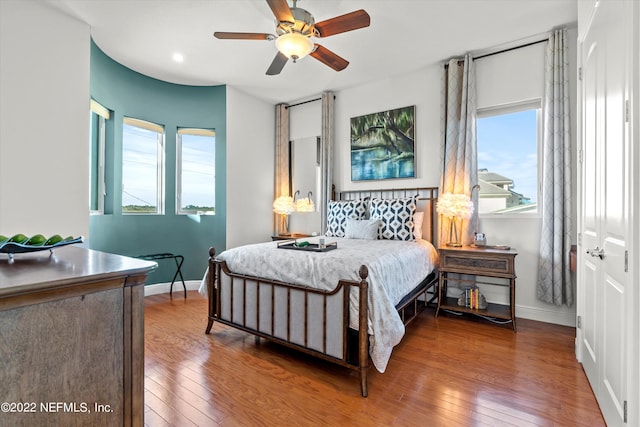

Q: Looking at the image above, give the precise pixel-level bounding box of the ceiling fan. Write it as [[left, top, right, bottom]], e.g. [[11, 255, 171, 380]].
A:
[[213, 0, 370, 75]]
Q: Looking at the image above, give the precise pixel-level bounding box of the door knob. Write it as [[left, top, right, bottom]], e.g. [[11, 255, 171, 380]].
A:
[[586, 246, 605, 260]]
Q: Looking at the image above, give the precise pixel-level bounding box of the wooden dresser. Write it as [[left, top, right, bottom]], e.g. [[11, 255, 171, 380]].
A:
[[0, 246, 156, 427]]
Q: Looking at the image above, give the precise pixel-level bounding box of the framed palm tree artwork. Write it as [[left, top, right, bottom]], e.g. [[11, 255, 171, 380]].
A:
[[350, 105, 415, 181]]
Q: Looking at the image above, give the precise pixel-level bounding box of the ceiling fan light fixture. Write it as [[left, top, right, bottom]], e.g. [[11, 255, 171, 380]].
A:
[[275, 32, 313, 62]]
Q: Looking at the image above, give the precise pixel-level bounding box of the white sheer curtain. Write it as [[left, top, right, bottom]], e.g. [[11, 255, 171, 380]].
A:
[[537, 28, 573, 307], [440, 54, 478, 246]]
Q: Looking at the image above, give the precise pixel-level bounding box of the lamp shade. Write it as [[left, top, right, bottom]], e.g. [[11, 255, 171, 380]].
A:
[[295, 197, 315, 213], [273, 196, 295, 215], [436, 193, 474, 219], [275, 32, 314, 61]]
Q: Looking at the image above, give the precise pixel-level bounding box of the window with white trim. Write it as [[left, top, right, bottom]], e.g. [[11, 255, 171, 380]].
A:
[[176, 128, 215, 215], [476, 100, 540, 214], [122, 117, 165, 214], [89, 99, 109, 214]]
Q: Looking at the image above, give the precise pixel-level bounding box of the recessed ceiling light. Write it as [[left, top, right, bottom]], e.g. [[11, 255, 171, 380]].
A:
[[172, 53, 184, 63]]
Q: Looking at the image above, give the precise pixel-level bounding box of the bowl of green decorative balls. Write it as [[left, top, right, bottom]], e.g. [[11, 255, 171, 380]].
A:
[[0, 233, 83, 259]]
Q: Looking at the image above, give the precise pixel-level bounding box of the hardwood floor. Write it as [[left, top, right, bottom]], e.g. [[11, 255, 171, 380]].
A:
[[144, 291, 605, 426]]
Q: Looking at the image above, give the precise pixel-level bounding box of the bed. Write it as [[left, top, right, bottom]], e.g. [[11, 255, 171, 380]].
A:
[[200, 187, 439, 396]]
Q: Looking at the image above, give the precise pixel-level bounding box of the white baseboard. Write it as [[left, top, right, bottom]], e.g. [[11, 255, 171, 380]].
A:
[[144, 280, 202, 297], [459, 284, 576, 327], [515, 304, 576, 327]]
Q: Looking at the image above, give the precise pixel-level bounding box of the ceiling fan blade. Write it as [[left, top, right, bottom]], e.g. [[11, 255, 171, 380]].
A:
[[214, 32, 274, 40], [266, 0, 295, 24], [314, 9, 370, 37], [309, 44, 349, 72], [266, 52, 289, 75]]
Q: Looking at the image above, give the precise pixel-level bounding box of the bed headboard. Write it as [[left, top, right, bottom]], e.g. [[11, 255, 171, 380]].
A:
[[334, 187, 439, 244]]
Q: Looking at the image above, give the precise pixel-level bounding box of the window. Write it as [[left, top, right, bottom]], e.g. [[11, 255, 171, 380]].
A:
[[176, 128, 215, 215], [122, 117, 165, 214], [89, 100, 109, 214], [476, 101, 540, 214]]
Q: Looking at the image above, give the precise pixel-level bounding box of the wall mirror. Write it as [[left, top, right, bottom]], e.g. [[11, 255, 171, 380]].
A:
[[288, 136, 322, 234]]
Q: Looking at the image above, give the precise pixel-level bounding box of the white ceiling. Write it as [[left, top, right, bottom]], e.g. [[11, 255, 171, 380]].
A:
[[49, 0, 577, 104]]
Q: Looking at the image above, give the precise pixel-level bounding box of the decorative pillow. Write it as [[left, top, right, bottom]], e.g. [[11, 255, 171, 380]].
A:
[[325, 199, 368, 237], [413, 211, 424, 240], [369, 197, 417, 241], [344, 219, 381, 240]]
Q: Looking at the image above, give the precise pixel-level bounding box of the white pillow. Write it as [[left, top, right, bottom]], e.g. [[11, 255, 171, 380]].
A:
[[344, 219, 381, 240], [413, 211, 424, 240]]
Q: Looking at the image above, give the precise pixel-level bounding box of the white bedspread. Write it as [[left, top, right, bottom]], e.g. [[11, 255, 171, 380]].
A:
[[199, 237, 438, 372]]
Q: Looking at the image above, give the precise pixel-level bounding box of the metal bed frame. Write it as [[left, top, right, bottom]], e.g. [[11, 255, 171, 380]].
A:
[[205, 187, 439, 396]]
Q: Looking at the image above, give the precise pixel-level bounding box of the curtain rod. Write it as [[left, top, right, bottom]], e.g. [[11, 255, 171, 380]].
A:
[[285, 94, 336, 109], [285, 97, 321, 109], [444, 37, 548, 68], [474, 38, 547, 60]]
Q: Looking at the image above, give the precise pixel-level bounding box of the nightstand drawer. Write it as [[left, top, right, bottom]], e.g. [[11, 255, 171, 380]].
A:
[[440, 251, 515, 278]]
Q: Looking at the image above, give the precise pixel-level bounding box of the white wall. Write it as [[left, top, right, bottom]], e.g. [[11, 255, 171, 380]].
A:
[[225, 86, 274, 248], [288, 32, 578, 326], [289, 99, 321, 140], [0, 1, 90, 238], [334, 65, 443, 191]]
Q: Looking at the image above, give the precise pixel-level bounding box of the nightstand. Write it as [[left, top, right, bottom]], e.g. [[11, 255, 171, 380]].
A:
[[436, 245, 518, 331], [271, 233, 312, 241]]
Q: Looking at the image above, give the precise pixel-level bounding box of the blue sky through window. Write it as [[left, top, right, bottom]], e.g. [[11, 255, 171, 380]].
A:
[[477, 109, 538, 205], [179, 133, 215, 210], [122, 124, 159, 210]]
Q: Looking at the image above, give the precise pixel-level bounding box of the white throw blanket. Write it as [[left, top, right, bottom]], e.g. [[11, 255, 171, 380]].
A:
[[199, 237, 438, 372]]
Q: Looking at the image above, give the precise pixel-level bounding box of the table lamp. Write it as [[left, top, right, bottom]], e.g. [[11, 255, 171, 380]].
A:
[[437, 192, 474, 247], [273, 195, 296, 235], [294, 191, 315, 213]]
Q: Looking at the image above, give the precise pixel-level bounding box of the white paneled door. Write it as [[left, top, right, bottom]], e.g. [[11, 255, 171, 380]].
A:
[[578, 1, 633, 426]]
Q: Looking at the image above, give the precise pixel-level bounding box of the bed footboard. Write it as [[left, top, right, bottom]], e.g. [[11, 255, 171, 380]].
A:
[[205, 247, 371, 397]]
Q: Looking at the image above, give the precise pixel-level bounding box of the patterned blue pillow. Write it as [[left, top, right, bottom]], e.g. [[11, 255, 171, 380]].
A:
[[369, 197, 417, 241], [325, 199, 368, 237]]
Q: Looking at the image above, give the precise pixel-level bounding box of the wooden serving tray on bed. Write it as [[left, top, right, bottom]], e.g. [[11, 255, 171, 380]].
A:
[[276, 241, 338, 252]]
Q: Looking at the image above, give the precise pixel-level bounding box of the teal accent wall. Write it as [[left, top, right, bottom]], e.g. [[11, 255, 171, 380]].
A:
[[89, 41, 226, 284]]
